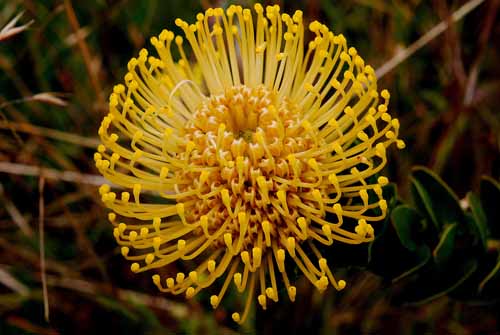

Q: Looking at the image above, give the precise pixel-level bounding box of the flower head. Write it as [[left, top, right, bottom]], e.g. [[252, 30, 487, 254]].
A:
[[96, 4, 404, 323]]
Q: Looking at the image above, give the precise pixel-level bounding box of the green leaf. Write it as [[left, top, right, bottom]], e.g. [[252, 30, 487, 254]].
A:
[[383, 182, 399, 209], [391, 205, 424, 252], [479, 253, 500, 294], [391, 245, 431, 283], [94, 296, 138, 321], [368, 211, 431, 282], [467, 192, 488, 250], [480, 176, 500, 238], [433, 223, 458, 264], [394, 259, 478, 305], [410, 166, 465, 232], [131, 302, 164, 330], [448, 251, 499, 301]]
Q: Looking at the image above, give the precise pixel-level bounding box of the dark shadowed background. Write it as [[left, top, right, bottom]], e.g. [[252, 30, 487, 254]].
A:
[[0, 0, 499, 334]]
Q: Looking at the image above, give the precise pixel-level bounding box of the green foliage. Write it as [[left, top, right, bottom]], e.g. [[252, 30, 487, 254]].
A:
[[366, 166, 500, 305], [1, 0, 499, 334]]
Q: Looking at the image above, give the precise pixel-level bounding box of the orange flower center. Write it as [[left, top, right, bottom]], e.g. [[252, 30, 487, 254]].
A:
[[176, 85, 328, 250]]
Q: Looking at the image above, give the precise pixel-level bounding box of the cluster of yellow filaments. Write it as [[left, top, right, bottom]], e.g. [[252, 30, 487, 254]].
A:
[[95, 4, 404, 323]]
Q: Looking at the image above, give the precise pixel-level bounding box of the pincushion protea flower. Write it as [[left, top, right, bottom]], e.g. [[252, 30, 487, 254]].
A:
[[95, 4, 404, 323]]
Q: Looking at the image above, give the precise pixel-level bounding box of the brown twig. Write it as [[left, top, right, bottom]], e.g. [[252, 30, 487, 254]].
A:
[[45, 275, 188, 320], [0, 182, 34, 237], [63, 0, 105, 110], [0, 120, 99, 148], [437, 0, 468, 87], [464, 0, 500, 105], [0, 236, 78, 277], [430, 0, 499, 173], [0, 265, 30, 296], [0, 11, 34, 42], [5, 316, 58, 335], [38, 175, 49, 322], [376, 0, 487, 78], [62, 206, 109, 282], [0, 161, 107, 186]]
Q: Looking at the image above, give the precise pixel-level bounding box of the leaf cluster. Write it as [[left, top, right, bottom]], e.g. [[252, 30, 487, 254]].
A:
[[367, 167, 500, 305]]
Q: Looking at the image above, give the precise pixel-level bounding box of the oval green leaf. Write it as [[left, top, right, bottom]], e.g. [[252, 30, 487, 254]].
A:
[[480, 176, 500, 238], [394, 259, 478, 306], [410, 166, 465, 232], [467, 192, 488, 250], [478, 253, 500, 294], [433, 223, 458, 264], [391, 205, 424, 252]]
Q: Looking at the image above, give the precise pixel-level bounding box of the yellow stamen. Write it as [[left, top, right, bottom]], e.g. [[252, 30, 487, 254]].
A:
[[97, 4, 403, 324]]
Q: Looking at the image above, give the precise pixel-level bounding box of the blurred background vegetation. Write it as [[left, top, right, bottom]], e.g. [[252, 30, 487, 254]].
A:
[[0, 0, 499, 334]]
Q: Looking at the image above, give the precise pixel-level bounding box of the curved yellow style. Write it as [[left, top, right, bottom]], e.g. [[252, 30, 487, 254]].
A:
[[95, 4, 404, 324]]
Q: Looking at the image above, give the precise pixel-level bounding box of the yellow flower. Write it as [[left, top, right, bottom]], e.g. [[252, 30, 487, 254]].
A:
[[95, 4, 404, 323]]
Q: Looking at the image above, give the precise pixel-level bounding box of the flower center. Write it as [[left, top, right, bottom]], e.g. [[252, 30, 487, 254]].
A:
[[175, 85, 327, 250]]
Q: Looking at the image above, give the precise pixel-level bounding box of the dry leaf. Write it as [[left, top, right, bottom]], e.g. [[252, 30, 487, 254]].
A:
[[0, 11, 34, 42], [31, 92, 68, 107]]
